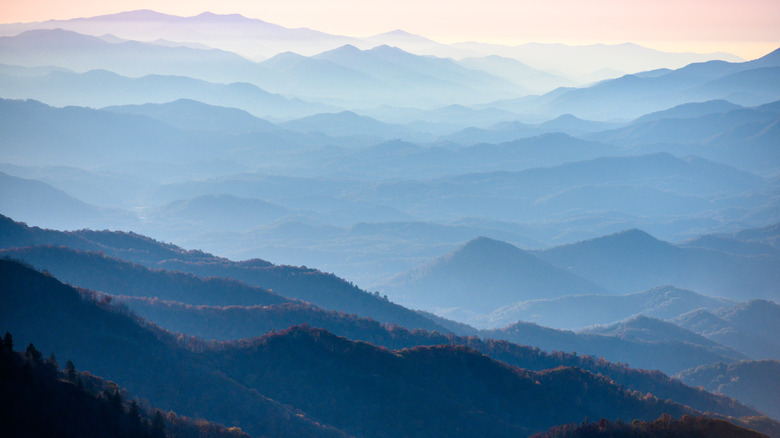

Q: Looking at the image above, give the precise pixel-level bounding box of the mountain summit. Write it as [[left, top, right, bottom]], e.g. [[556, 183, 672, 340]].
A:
[[383, 236, 604, 316]]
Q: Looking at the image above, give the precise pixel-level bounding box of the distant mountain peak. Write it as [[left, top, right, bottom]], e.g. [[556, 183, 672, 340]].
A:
[[591, 228, 662, 245], [193, 11, 249, 20], [369, 44, 405, 54], [462, 235, 513, 249], [74, 9, 178, 21], [378, 29, 416, 37], [551, 113, 581, 121], [315, 44, 362, 58], [447, 236, 529, 261]]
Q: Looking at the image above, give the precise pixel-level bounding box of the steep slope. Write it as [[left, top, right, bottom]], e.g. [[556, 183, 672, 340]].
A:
[[0, 259, 347, 437], [0, 215, 447, 331], [536, 229, 780, 300], [0, 246, 290, 307], [677, 360, 780, 420], [0, 345, 250, 438], [384, 236, 604, 314], [0, 214, 217, 265]]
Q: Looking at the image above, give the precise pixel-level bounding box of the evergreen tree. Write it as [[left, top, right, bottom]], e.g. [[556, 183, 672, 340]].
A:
[[65, 360, 78, 382], [4, 332, 13, 351], [152, 410, 166, 438], [129, 400, 141, 423], [25, 343, 42, 363]]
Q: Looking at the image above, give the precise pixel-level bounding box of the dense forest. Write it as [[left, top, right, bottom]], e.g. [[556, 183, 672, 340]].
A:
[[530, 414, 769, 438], [2, 258, 778, 437], [0, 335, 248, 438]]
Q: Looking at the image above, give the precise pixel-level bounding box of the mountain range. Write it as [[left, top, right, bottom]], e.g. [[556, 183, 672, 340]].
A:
[[2, 10, 779, 436], [677, 360, 780, 421], [675, 300, 780, 360], [384, 236, 604, 315], [485, 286, 734, 330], [382, 229, 780, 319], [3, 257, 778, 435], [0, 10, 741, 77], [1, 214, 772, 377]]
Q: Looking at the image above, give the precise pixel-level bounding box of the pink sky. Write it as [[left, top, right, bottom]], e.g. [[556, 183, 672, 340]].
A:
[[2, 0, 779, 58]]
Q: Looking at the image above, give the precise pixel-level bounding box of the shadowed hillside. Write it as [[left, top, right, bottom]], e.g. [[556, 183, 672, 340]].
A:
[[0, 342, 250, 438], [0, 259, 346, 437], [0, 215, 446, 331], [677, 360, 780, 421], [102, 291, 762, 421]]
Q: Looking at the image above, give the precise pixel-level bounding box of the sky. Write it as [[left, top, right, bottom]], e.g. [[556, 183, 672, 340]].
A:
[[2, 0, 779, 59]]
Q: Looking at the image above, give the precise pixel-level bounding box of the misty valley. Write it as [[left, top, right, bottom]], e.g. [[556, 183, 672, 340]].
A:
[[1, 9, 779, 438]]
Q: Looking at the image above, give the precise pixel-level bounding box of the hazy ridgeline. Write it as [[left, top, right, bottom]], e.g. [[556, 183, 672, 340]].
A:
[[1, 10, 780, 438]]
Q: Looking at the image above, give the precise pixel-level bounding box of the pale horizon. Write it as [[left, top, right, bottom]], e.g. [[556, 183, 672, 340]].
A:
[[2, 0, 779, 60]]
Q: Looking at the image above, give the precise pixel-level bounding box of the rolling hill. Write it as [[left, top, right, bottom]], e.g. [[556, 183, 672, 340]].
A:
[[481, 320, 745, 375], [0, 259, 345, 437], [103, 99, 281, 134], [146, 194, 293, 232], [0, 214, 447, 331], [583, 316, 745, 358], [0, 70, 335, 120], [677, 360, 780, 420], [8, 258, 764, 438], [535, 229, 780, 300], [0, 172, 136, 230], [675, 308, 780, 360], [485, 286, 733, 330], [383, 236, 604, 315]]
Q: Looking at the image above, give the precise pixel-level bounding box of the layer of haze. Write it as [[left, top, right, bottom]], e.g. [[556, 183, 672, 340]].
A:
[[3, 0, 779, 59]]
